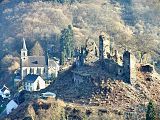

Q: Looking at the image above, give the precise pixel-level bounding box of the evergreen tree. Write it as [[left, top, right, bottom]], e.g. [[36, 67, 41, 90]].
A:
[[60, 51, 65, 65], [146, 100, 156, 120], [59, 25, 74, 65], [60, 28, 67, 65], [67, 25, 74, 58], [31, 41, 44, 56]]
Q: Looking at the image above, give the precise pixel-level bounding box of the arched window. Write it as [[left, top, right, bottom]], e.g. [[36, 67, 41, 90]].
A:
[[43, 68, 45, 73], [30, 68, 34, 74], [37, 68, 41, 75]]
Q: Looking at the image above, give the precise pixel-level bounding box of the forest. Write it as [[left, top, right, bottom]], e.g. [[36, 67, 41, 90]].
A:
[[0, 0, 160, 81]]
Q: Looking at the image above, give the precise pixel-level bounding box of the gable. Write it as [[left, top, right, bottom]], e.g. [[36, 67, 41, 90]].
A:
[[48, 59, 59, 68], [37, 76, 45, 83], [24, 74, 39, 83]]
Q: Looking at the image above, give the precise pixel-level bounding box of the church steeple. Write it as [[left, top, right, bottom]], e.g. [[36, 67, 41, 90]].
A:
[[21, 38, 28, 58], [22, 38, 27, 50], [21, 38, 28, 80]]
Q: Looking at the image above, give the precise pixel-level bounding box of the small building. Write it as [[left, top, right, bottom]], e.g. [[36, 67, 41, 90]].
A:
[[48, 59, 60, 78], [6, 100, 18, 115], [0, 85, 10, 99], [23, 74, 45, 92]]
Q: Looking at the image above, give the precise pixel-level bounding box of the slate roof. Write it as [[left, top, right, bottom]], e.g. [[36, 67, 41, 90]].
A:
[[6, 100, 18, 114], [24, 74, 39, 83], [48, 59, 59, 67], [22, 56, 47, 67]]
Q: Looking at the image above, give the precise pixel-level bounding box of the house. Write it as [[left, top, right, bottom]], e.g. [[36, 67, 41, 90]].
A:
[[5, 100, 18, 115], [0, 85, 10, 99], [48, 59, 60, 78], [23, 74, 45, 91], [20, 39, 59, 80]]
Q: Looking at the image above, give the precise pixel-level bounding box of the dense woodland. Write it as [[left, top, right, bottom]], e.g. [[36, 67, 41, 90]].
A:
[[0, 0, 159, 80]]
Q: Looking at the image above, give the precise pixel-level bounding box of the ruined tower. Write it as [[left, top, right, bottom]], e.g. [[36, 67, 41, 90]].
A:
[[85, 38, 99, 63], [114, 50, 121, 64], [99, 32, 110, 61], [123, 50, 136, 84]]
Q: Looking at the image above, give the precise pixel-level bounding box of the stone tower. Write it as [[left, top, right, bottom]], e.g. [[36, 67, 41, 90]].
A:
[[123, 50, 136, 84], [114, 50, 121, 64], [99, 32, 110, 61]]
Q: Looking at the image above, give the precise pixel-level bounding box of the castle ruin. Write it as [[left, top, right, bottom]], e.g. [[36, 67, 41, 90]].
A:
[[73, 32, 137, 85], [99, 32, 137, 84]]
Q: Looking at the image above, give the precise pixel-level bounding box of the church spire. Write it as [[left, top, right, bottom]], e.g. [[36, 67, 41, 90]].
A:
[[22, 38, 27, 50]]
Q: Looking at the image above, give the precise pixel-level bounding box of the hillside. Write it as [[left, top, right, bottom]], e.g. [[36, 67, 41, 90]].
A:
[[0, 0, 160, 120], [1, 98, 126, 120], [0, 0, 160, 80], [3, 64, 160, 120]]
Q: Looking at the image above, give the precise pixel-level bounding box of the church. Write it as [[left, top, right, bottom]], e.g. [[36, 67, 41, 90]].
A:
[[20, 39, 59, 80]]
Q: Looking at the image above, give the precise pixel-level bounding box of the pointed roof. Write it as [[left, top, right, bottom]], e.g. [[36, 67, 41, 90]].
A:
[[48, 59, 59, 68], [24, 74, 40, 83], [22, 38, 27, 51]]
